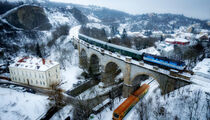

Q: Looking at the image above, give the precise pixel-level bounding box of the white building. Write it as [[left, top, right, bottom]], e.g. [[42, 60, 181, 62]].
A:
[[9, 57, 60, 88], [156, 41, 174, 55]]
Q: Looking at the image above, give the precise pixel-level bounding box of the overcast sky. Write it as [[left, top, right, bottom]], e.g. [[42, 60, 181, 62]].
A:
[[49, 0, 210, 20]]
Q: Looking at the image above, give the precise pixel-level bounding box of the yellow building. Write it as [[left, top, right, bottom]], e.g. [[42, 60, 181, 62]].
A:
[[9, 57, 60, 88]]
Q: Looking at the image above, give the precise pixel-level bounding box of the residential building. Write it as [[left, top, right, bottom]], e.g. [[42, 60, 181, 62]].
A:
[[9, 57, 60, 88], [165, 38, 190, 45]]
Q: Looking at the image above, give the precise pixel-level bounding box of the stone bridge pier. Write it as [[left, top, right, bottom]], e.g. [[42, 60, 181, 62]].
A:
[[74, 38, 190, 98]]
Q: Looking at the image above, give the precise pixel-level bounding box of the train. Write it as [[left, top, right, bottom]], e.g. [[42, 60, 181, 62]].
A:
[[112, 84, 150, 120], [78, 34, 186, 70]]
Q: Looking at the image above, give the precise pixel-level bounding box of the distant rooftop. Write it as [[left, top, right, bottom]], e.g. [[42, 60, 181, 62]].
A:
[[165, 38, 190, 45], [193, 58, 210, 79], [139, 47, 160, 55], [9, 57, 59, 71]]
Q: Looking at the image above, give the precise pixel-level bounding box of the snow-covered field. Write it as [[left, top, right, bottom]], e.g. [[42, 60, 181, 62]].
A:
[[0, 87, 49, 120]]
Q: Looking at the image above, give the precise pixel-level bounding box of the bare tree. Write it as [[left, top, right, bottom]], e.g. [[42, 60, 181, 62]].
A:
[[73, 100, 92, 120], [48, 82, 65, 107]]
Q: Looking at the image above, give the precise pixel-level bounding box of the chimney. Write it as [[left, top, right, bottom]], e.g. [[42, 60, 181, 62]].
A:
[[42, 58, 45, 65], [18, 57, 29, 62]]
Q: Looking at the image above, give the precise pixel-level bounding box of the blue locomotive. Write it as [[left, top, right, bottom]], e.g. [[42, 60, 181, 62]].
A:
[[78, 34, 186, 70], [143, 53, 186, 70]]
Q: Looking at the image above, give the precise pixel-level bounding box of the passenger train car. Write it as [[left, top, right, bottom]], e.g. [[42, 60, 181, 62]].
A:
[[78, 34, 186, 70], [78, 34, 143, 60], [113, 84, 150, 120]]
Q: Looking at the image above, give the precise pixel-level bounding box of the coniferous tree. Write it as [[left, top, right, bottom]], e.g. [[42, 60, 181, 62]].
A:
[[121, 28, 127, 39], [36, 43, 42, 58]]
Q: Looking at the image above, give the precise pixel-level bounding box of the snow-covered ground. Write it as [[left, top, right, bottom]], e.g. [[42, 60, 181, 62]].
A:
[[139, 46, 160, 55], [69, 25, 81, 39], [87, 15, 101, 22], [86, 23, 111, 34], [77, 83, 120, 100], [51, 105, 74, 120], [0, 87, 49, 120], [60, 64, 85, 91], [46, 8, 78, 27]]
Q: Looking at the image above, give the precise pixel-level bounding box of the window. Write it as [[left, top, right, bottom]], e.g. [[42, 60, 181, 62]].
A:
[[49, 73, 50, 77], [40, 81, 42, 85], [19, 78, 21, 81], [36, 80, 38, 84], [43, 82, 45, 85], [31, 80, 33, 84], [56, 75, 58, 79], [56, 69, 57, 73]]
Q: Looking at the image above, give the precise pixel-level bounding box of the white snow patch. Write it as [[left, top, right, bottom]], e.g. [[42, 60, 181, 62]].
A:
[[139, 47, 160, 55], [78, 84, 120, 100], [69, 25, 81, 39], [86, 23, 111, 34], [0, 87, 49, 120], [87, 15, 101, 22], [60, 65, 84, 91], [51, 105, 74, 120]]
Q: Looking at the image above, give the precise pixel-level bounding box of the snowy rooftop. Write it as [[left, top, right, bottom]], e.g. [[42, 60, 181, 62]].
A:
[[9, 57, 59, 71], [193, 58, 210, 79], [139, 47, 160, 55], [127, 31, 147, 38], [156, 42, 174, 52], [165, 38, 189, 43], [196, 33, 208, 40]]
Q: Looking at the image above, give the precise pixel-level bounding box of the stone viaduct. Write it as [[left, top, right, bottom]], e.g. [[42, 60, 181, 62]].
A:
[[72, 37, 192, 97]]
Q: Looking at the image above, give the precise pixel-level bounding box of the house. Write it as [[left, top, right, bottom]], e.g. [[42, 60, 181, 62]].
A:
[[9, 57, 60, 88], [196, 33, 210, 47], [155, 41, 174, 56], [151, 31, 163, 38], [165, 38, 190, 45]]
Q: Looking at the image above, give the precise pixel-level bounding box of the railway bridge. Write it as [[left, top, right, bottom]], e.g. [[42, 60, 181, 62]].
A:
[[72, 37, 192, 97]]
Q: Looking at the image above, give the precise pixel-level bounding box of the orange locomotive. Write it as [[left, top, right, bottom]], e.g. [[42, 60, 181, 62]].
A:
[[113, 84, 149, 120]]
